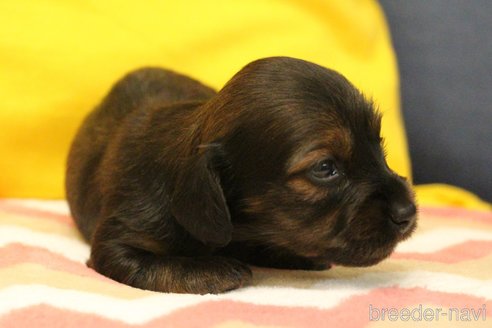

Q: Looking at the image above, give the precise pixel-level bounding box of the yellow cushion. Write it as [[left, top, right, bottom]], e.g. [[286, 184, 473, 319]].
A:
[[415, 184, 491, 211], [0, 0, 410, 198]]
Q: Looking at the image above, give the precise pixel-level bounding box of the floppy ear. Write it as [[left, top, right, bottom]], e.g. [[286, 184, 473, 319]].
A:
[[170, 144, 232, 247]]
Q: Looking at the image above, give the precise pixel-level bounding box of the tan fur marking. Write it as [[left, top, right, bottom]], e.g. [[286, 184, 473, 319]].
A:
[[287, 177, 326, 202], [288, 149, 331, 175], [287, 127, 352, 176]]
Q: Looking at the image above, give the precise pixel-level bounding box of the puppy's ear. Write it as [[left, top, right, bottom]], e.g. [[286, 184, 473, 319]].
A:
[[170, 144, 232, 247]]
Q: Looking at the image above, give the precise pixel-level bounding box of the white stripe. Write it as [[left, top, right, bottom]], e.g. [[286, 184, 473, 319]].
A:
[[0, 226, 89, 263], [395, 228, 492, 253], [0, 285, 207, 324], [0, 271, 490, 324], [311, 270, 492, 299]]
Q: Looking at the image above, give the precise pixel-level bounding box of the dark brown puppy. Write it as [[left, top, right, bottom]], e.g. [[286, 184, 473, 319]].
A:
[[66, 57, 417, 294]]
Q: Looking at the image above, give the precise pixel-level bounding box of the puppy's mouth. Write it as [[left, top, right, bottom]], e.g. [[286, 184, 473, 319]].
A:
[[305, 216, 417, 268], [308, 243, 396, 268], [333, 201, 418, 266]]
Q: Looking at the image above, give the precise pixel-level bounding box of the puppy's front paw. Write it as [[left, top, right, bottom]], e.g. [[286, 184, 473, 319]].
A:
[[186, 257, 252, 294]]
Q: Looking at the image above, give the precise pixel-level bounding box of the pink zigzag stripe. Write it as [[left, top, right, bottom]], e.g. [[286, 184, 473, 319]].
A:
[[0, 202, 73, 226], [0, 287, 490, 328], [419, 206, 492, 223], [391, 240, 492, 263], [0, 243, 113, 283]]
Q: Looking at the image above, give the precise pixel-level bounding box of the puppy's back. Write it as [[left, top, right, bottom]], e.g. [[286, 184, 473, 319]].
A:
[[65, 68, 216, 240]]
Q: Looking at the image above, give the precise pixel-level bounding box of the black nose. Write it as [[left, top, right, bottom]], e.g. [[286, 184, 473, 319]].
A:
[[389, 201, 417, 234]]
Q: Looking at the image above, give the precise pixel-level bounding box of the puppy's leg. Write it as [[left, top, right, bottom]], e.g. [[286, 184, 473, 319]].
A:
[[89, 219, 252, 294], [251, 254, 330, 271], [219, 243, 330, 271]]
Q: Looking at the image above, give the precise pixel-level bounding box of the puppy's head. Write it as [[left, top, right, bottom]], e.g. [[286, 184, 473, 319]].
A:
[[177, 57, 417, 267]]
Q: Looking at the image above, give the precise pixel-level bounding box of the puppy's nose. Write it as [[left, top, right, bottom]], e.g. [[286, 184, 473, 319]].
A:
[[390, 201, 417, 234]]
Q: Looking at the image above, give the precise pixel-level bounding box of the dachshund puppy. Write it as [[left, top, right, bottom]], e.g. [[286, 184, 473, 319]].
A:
[[66, 57, 417, 294]]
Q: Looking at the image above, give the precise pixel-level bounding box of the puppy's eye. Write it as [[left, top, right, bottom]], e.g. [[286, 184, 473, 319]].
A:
[[310, 159, 339, 181]]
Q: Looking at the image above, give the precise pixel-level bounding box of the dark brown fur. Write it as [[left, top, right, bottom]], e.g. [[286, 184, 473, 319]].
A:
[[66, 57, 417, 294]]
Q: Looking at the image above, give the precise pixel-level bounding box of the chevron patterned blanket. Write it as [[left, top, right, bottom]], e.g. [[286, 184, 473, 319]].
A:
[[1, 199, 491, 327]]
